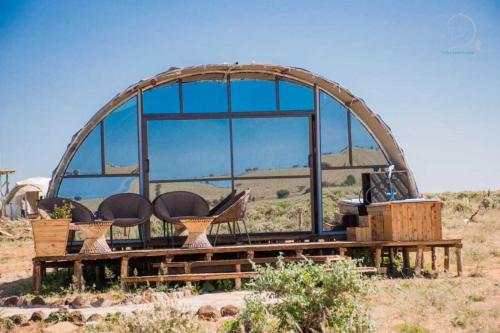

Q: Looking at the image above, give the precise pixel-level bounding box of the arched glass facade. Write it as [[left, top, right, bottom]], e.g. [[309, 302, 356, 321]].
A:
[[54, 65, 413, 240]]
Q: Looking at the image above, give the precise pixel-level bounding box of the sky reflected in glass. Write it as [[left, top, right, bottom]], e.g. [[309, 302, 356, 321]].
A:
[[66, 125, 101, 175], [143, 83, 180, 114], [279, 81, 314, 111], [231, 80, 276, 112], [183, 80, 227, 113]]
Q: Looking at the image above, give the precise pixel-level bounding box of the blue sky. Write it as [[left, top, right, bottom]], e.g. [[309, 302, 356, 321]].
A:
[[1, 0, 499, 192]]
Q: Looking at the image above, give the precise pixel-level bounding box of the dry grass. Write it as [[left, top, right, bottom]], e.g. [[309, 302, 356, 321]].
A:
[[0, 190, 499, 332], [368, 191, 500, 332]]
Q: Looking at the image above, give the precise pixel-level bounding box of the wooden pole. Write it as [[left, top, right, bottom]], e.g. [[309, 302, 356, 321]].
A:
[[415, 247, 423, 276], [374, 247, 382, 271], [32, 261, 42, 294], [431, 247, 437, 271], [444, 247, 450, 272], [388, 248, 395, 272], [120, 257, 129, 290], [235, 264, 242, 290], [456, 246, 463, 276], [403, 248, 410, 274], [74, 261, 83, 291]]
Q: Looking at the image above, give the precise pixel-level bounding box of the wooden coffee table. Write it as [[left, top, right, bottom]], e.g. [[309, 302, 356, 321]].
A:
[[76, 221, 113, 254], [178, 217, 215, 248]]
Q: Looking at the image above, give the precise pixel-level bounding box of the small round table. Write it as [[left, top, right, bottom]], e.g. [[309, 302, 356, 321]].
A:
[[76, 221, 113, 254], [178, 217, 215, 248]]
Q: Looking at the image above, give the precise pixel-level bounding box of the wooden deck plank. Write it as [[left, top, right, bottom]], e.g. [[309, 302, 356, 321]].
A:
[[34, 239, 463, 263]]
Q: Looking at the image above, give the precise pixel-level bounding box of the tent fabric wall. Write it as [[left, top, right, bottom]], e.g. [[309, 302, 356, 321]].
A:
[[47, 64, 418, 197]]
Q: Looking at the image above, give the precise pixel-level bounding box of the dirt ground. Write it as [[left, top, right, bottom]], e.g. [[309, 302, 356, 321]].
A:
[[1, 191, 499, 332]]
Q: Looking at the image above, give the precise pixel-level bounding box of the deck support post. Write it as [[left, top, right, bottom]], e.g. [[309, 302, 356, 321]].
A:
[[74, 261, 83, 291], [32, 260, 42, 294], [431, 247, 437, 271], [456, 246, 463, 276], [444, 247, 450, 272], [247, 251, 254, 260], [374, 247, 382, 271], [235, 264, 242, 290], [403, 248, 410, 275], [388, 248, 395, 272], [120, 257, 129, 290], [415, 247, 423, 276], [339, 247, 347, 257]]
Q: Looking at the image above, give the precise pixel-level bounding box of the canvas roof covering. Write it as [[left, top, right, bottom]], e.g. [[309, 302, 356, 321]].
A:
[[47, 64, 418, 197]]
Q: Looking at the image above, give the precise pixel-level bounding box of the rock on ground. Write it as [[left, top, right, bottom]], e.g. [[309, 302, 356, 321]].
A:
[[197, 305, 220, 321], [220, 304, 239, 317]]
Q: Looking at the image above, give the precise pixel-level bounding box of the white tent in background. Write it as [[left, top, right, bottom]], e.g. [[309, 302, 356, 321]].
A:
[[4, 177, 50, 219]]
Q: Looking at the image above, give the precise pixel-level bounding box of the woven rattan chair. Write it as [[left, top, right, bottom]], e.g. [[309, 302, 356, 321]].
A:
[[209, 189, 251, 245], [38, 197, 94, 223], [97, 193, 152, 248], [152, 191, 210, 246]]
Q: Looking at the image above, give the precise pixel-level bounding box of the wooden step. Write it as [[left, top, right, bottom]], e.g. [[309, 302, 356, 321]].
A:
[[151, 255, 346, 270], [121, 266, 378, 285]]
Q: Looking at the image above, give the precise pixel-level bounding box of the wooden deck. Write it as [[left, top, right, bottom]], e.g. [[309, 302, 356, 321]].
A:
[[32, 239, 463, 293]]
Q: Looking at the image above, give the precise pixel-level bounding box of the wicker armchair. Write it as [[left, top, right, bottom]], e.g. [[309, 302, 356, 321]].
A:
[[97, 193, 152, 247], [38, 197, 94, 223], [209, 189, 251, 245], [152, 191, 210, 245]]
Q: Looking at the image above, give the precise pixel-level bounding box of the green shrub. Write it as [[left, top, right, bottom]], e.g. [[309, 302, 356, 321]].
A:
[[343, 175, 356, 186], [223, 258, 373, 333], [276, 189, 290, 199]]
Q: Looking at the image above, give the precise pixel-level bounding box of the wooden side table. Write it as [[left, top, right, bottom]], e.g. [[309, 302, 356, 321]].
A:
[[178, 217, 215, 248], [76, 221, 113, 254]]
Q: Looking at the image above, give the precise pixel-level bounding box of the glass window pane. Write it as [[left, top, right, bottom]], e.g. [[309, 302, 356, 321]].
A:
[[232, 117, 310, 177], [279, 80, 314, 111], [66, 126, 102, 176], [183, 80, 227, 113], [231, 80, 276, 112], [104, 98, 139, 174], [143, 82, 180, 114], [148, 119, 231, 180], [350, 113, 388, 166], [57, 176, 139, 213], [235, 178, 311, 232], [320, 92, 349, 168], [321, 168, 371, 232]]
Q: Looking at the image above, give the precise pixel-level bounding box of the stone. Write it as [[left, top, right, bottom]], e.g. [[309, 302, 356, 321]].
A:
[[43, 321, 80, 333], [2, 296, 20, 307], [30, 310, 46, 321], [69, 296, 87, 309], [9, 313, 27, 325], [196, 305, 219, 321], [31, 296, 46, 306], [220, 305, 240, 317], [86, 313, 103, 322], [68, 311, 84, 325], [142, 288, 156, 303], [90, 296, 105, 307]]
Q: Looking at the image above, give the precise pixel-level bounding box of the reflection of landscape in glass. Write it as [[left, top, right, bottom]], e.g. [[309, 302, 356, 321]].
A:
[[235, 178, 311, 233], [231, 80, 276, 112], [66, 126, 102, 175], [104, 98, 139, 174], [232, 117, 310, 176], [58, 177, 139, 213], [279, 80, 314, 111], [350, 114, 388, 166], [183, 80, 227, 113], [147, 119, 231, 180], [320, 92, 349, 167], [143, 82, 180, 114]]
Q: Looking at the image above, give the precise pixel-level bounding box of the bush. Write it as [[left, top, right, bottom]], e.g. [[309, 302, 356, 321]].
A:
[[343, 175, 356, 186], [222, 258, 373, 333], [276, 189, 290, 199]]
